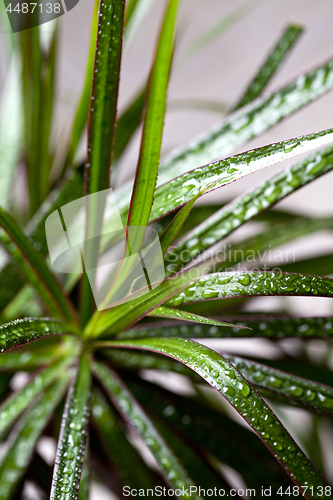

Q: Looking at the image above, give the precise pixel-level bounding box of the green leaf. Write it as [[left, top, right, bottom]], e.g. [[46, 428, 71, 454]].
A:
[[151, 129, 333, 224], [86, 268, 196, 338], [0, 55, 22, 209], [86, 0, 125, 195], [127, 0, 179, 240], [279, 253, 333, 276], [147, 305, 243, 328], [224, 354, 333, 415], [77, 438, 90, 500], [91, 388, 157, 490], [233, 24, 303, 111], [165, 145, 333, 273], [0, 375, 69, 500], [93, 360, 203, 499], [50, 352, 91, 500], [166, 271, 333, 307], [0, 207, 77, 323], [112, 87, 146, 166], [61, 0, 99, 175], [157, 56, 333, 186], [115, 315, 333, 341], [176, 0, 260, 69], [127, 378, 292, 491], [0, 354, 74, 440], [101, 339, 328, 496], [0, 345, 59, 372], [0, 317, 78, 353]]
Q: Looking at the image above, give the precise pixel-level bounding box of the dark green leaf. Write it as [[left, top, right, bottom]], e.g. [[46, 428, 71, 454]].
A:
[[0, 317, 78, 353], [50, 352, 91, 500], [233, 24, 303, 111], [93, 360, 203, 499], [224, 354, 333, 415], [0, 345, 59, 372], [86, 0, 125, 194], [166, 271, 333, 307], [101, 339, 327, 496], [0, 375, 69, 500], [280, 253, 333, 276], [91, 388, 157, 490]]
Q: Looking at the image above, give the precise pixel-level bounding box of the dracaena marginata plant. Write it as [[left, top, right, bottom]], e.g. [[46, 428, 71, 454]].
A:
[[0, 0, 333, 498]]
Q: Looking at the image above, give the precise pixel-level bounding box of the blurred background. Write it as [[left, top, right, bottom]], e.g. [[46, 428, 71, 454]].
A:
[[1, 0, 333, 497]]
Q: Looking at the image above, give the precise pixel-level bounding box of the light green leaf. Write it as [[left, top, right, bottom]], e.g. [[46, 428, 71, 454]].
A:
[[50, 352, 91, 500], [93, 360, 203, 499], [124, 0, 157, 51]]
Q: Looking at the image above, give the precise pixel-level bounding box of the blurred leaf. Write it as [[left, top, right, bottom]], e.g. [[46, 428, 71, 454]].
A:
[[0, 207, 77, 322], [91, 388, 157, 490], [93, 361, 204, 499], [50, 352, 91, 500], [233, 24, 303, 111], [124, 0, 157, 51], [0, 354, 74, 439], [0, 54, 22, 209], [0, 317, 78, 353], [0, 345, 59, 372], [166, 271, 333, 307], [127, 0, 179, 241], [101, 339, 327, 496], [165, 145, 333, 273], [280, 253, 333, 275], [85, 0, 125, 195], [0, 375, 68, 500]]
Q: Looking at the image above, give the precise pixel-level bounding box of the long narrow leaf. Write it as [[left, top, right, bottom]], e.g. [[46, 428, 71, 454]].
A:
[[233, 24, 303, 111], [165, 144, 333, 273], [115, 316, 333, 340], [100, 339, 328, 497], [127, 0, 179, 241], [224, 354, 333, 415], [124, 0, 157, 51], [147, 305, 242, 328], [93, 360, 203, 499], [0, 354, 74, 439], [50, 352, 91, 500], [0, 317, 78, 353], [0, 207, 77, 323], [166, 271, 333, 307], [0, 345, 60, 372], [151, 128, 333, 223], [0, 375, 69, 500]]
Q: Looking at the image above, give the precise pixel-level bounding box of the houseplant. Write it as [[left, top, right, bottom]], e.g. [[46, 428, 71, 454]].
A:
[[0, 0, 333, 498]]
